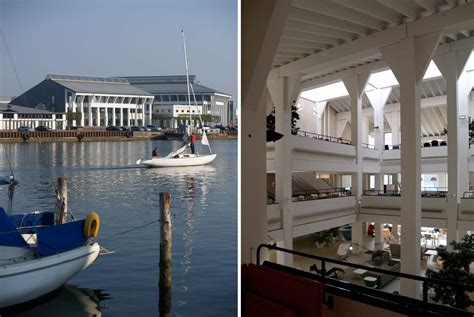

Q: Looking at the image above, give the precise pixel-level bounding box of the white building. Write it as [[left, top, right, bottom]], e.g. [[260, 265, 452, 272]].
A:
[[119, 76, 232, 127], [0, 102, 65, 130], [11, 74, 154, 129], [153, 104, 203, 128]]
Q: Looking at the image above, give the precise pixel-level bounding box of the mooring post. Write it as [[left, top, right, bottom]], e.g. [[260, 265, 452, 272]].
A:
[[56, 176, 68, 224], [159, 192, 172, 316]]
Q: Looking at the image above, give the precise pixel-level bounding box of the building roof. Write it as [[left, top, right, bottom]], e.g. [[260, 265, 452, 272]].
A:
[[118, 75, 231, 97], [0, 103, 53, 114], [46, 74, 153, 96]]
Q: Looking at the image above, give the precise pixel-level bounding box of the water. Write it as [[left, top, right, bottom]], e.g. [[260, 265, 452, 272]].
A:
[[0, 139, 237, 316]]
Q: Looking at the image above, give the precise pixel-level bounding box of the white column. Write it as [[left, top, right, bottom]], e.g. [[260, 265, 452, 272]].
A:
[[434, 49, 472, 245], [104, 106, 109, 127], [351, 222, 364, 253], [88, 101, 93, 127], [380, 32, 441, 298], [149, 101, 153, 125], [375, 223, 384, 245], [386, 111, 400, 146], [344, 73, 368, 256], [112, 107, 116, 126], [242, 0, 292, 264], [269, 73, 302, 267], [314, 101, 327, 135], [126, 107, 131, 126], [343, 73, 369, 200], [97, 107, 101, 127], [79, 95, 85, 126], [366, 87, 392, 151]]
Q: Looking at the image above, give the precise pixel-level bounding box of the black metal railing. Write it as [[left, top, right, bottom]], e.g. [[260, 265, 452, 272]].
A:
[[257, 244, 474, 316], [363, 188, 448, 198], [292, 188, 352, 201], [462, 191, 474, 199], [296, 130, 352, 145]]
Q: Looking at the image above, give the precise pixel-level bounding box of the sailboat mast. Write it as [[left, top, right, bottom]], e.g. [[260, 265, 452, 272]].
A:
[[181, 30, 192, 134]]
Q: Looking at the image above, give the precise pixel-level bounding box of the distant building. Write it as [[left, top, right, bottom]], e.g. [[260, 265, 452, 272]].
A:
[[11, 74, 154, 129], [119, 75, 231, 127], [152, 104, 203, 129], [228, 100, 237, 127], [0, 102, 65, 130]]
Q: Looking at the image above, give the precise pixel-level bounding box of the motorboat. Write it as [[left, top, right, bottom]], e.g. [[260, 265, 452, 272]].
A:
[[0, 207, 101, 308]]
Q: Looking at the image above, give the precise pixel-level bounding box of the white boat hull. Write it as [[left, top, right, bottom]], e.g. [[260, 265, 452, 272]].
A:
[[0, 243, 100, 308], [137, 154, 217, 167]]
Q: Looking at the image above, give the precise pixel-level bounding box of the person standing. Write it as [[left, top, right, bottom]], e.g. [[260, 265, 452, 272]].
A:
[[190, 133, 196, 154]]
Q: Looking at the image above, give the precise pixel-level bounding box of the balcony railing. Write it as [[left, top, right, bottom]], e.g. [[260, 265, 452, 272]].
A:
[[257, 244, 474, 317], [296, 130, 352, 145], [462, 191, 474, 199], [363, 188, 448, 198], [292, 188, 352, 202]]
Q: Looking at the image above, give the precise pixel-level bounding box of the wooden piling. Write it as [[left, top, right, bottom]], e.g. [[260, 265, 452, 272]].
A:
[[56, 176, 68, 224], [159, 192, 172, 316]]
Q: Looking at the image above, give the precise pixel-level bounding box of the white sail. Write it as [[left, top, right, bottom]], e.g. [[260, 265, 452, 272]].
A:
[[166, 143, 189, 158], [201, 130, 209, 146]]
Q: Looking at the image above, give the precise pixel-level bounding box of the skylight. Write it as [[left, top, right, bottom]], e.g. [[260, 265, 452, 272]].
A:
[[300, 81, 348, 102]]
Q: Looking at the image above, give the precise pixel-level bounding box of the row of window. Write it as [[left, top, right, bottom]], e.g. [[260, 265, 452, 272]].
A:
[[155, 109, 199, 114], [154, 94, 211, 102], [1, 113, 55, 119]]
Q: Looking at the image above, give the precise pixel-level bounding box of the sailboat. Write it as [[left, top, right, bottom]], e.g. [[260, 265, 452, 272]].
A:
[[136, 30, 217, 168]]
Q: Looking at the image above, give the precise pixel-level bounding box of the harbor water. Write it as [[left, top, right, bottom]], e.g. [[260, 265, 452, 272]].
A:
[[0, 139, 237, 316]]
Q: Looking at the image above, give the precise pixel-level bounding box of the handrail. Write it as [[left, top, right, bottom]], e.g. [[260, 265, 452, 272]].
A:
[[462, 191, 474, 199], [296, 130, 352, 145], [363, 188, 448, 198], [361, 143, 376, 150], [257, 244, 474, 314]]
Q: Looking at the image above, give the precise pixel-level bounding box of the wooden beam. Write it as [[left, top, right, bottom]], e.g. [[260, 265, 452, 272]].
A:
[[285, 19, 356, 41], [281, 29, 342, 46]]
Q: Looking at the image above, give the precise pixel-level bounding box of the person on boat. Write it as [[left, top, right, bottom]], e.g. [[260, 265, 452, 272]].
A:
[[190, 133, 196, 154], [152, 147, 160, 157]]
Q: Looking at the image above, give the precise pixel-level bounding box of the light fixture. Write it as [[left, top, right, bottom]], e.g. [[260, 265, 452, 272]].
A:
[[459, 115, 467, 120]]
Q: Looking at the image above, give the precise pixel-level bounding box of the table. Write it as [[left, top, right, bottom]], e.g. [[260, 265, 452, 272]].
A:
[[424, 249, 438, 260], [353, 269, 367, 276]]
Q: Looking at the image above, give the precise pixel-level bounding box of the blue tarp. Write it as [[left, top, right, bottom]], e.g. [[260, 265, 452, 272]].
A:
[[9, 212, 55, 229], [36, 220, 87, 256], [0, 207, 29, 248]]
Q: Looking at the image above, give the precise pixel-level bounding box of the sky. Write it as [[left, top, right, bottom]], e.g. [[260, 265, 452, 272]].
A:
[[0, 0, 237, 104]]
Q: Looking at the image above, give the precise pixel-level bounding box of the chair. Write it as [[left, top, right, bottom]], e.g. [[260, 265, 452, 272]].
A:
[[424, 142, 431, 147], [336, 242, 351, 260], [384, 145, 389, 150], [440, 141, 447, 146], [393, 145, 400, 150], [431, 140, 439, 146]]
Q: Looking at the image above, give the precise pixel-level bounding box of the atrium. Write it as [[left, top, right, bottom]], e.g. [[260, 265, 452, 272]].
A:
[[242, 0, 474, 315]]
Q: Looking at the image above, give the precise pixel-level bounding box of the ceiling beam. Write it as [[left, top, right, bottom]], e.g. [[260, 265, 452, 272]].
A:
[[288, 7, 370, 36], [278, 45, 317, 54], [281, 30, 342, 46], [377, 0, 421, 20], [285, 19, 356, 41], [269, 2, 474, 81], [334, 0, 402, 26], [279, 38, 329, 50], [415, 0, 441, 14], [293, 0, 386, 31]]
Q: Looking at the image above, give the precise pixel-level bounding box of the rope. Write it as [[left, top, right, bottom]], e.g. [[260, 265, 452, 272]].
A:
[[103, 219, 160, 240]]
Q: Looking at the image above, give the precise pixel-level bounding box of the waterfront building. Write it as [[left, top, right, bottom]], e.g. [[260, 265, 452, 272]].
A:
[[0, 101, 65, 130], [242, 0, 474, 314], [120, 76, 232, 127], [11, 74, 154, 129], [152, 104, 203, 129]]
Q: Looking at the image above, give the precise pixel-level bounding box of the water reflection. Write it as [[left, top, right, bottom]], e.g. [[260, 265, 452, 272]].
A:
[[0, 285, 110, 316]]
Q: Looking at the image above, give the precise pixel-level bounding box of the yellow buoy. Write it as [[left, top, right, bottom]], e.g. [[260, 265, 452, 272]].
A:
[[83, 212, 100, 238]]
